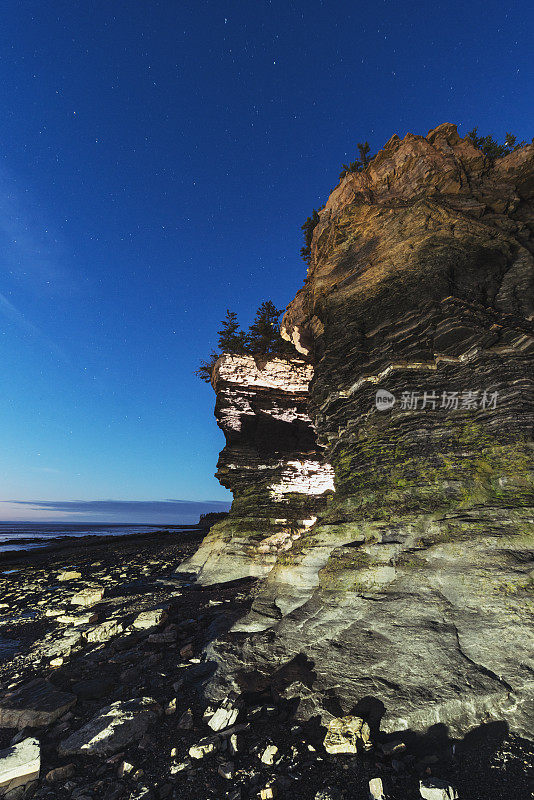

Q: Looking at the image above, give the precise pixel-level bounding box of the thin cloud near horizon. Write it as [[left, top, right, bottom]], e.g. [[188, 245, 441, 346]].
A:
[[1, 499, 231, 523]]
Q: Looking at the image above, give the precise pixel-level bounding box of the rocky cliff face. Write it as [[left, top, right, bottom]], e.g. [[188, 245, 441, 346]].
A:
[[193, 125, 534, 739], [178, 354, 334, 586]]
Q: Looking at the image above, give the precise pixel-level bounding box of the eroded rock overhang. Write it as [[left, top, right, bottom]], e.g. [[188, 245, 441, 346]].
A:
[[177, 354, 334, 586]]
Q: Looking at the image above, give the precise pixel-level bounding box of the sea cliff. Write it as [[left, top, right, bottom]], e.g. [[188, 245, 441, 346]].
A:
[[185, 124, 534, 739]]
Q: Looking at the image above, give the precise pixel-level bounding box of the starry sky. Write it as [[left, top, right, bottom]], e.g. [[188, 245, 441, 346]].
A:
[[0, 0, 532, 522]]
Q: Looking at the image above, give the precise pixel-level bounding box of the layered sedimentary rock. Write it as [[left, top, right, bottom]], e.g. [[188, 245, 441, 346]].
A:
[[200, 124, 534, 739], [178, 354, 334, 585]]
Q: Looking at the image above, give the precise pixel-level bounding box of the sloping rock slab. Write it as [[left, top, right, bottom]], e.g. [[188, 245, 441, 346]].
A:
[[58, 698, 161, 757], [0, 679, 76, 729], [0, 737, 40, 798]]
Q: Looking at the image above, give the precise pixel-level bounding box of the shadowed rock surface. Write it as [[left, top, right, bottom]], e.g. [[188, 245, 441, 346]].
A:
[[194, 124, 534, 739]]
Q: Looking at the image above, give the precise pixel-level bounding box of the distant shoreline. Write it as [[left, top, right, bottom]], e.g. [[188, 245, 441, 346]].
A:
[[0, 524, 205, 564]]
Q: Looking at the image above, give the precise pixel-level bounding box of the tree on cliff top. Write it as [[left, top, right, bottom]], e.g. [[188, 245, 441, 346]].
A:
[[467, 128, 526, 163], [300, 209, 321, 264], [217, 310, 248, 354], [338, 141, 375, 180], [195, 350, 219, 383], [196, 302, 294, 382], [247, 300, 294, 356]]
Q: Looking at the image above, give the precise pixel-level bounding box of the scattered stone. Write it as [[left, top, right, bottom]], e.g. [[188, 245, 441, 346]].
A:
[[118, 761, 135, 778], [58, 571, 82, 581], [217, 761, 235, 779], [164, 699, 177, 716], [360, 721, 372, 750], [58, 698, 161, 757], [0, 737, 40, 798], [419, 779, 458, 800], [49, 657, 64, 669], [56, 613, 99, 626], [369, 777, 385, 800], [132, 610, 168, 630], [323, 716, 365, 755], [188, 737, 217, 759], [179, 643, 193, 660], [229, 732, 239, 755], [0, 679, 76, 729], [176, 708, 193, 730], [147, 630, 176, 645], [70, 588, 104, 607], [84, 619, 122, 643], [260, 787, 275, 800], [207, 695, 241, 732], [260, 744, 279, 765], [45, 763, 76, 783], [169, 760, 190, 775], [381, 739, 406, 757]]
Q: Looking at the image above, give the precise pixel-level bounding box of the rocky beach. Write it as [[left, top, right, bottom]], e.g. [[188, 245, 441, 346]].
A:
[[0, 527, 531, 800], [1, 124, 533, 800]]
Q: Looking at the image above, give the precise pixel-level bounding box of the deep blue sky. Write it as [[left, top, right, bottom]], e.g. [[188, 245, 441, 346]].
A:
[[0, 0, 532, 521]]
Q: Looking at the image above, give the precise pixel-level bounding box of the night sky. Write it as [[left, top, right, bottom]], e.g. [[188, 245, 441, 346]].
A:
[[0, 1, 532, 522]]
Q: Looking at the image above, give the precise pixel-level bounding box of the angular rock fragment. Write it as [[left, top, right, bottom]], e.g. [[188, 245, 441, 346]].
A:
[[207, 695, 241, 731], [218, 761, 235, 779], [260, 744, 279, 765], [70, 588, 104, 607], [0, 679, 76, 729], [132, 609, 168, 630], [188, 737, 217, 759], [58, 698, 161, 757], [176, 708, 194, 730], [45, 763, 76, 783], [369, 777, 385, 800], [58, 571, 82, 582], [0, 737, 40, 798], [323, 716, 365, 754], [419, 779, 458, 800], [56, 613, 99, 626], [84, 619, 122, 643]]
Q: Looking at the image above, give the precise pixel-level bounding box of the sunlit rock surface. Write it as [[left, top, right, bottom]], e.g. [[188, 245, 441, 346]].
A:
[[178, 355, 334, 585], [199, 125, 534, 738]]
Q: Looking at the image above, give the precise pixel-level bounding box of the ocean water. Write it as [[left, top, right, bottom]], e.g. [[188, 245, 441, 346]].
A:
[[0, 522, 190, 555]]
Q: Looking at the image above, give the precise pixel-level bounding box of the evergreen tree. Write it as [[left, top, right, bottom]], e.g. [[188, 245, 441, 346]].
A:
[[300, 208, 321, 264], [217, 309, 248, 354], [357, 141, 371, 165], [195, 351, 219, 383], [338, 141, 374, 180], [247, 300, 292, 356], [467, 128, 526, 164]]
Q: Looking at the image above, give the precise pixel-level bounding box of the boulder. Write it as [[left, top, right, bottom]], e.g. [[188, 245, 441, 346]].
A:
[[58, 698, 161, 757], [56, 613, 98, 626], [0, 737, 40, 798], [189, 737, 217, 759], [58, 571, 82, 582], [70, 588, 104, 607], [132, 610, 168, 630], [323, 716, 364, 755], [0, 679, 76, 729], [419, 779, 458, 800], [84, 619, 122, 643], [369, 778, 385, 800], [45, 763, 76, 783], [207, 696, 241, 732]]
